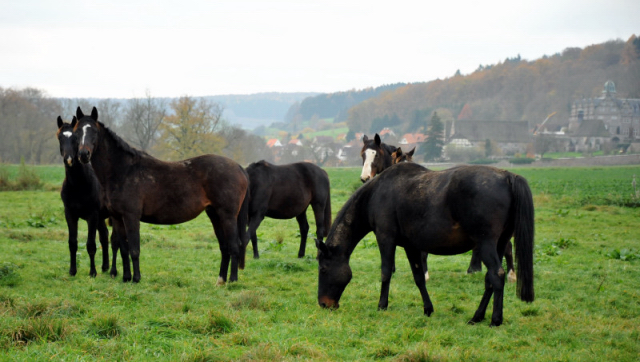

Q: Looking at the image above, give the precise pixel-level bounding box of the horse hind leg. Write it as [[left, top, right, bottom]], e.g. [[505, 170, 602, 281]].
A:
[[296, 211, 310, 258], [504, 240, 517, 283], [469, 240, 506, 327], [207, 208, 240, 284]]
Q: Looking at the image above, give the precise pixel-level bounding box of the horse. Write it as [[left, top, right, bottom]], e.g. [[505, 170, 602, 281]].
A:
[[359, 133, 397, 183], [57, 116, 117, 277], [73, 107, 249, 284], [362, 134, 517, 283], [244, 160, 331, 259], [391, 147, 415, 164], [316, 162, 534, 326]]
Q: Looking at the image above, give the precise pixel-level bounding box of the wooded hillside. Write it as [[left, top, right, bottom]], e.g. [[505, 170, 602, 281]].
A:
[[346, 35, 640, 133]]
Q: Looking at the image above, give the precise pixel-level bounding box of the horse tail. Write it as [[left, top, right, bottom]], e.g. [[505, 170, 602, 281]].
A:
[[511, 174, 535, 302], [324, 186, 332, 237], [238, 175, 251, 270]]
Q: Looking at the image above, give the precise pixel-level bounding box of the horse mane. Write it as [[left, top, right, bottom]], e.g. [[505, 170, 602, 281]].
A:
[[325, 181, 371, 249], [98, 121, 153, 160]]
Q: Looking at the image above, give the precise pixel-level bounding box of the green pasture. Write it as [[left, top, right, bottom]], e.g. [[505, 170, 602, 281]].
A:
[[1, 165, 639, 360]]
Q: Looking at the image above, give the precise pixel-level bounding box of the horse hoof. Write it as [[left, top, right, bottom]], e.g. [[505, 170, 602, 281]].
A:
[[490, 320, 502, 327], [507, 270, 517, 283], [101, 266, 109, 273], [216, 276, 225, 286], [123, 275, 132, 283], [69, 270, 77, 276], [133, 275, 141, 283], [110, 270, 118, 278], [89, 271, 97, 278], [424, 307, 434, 316]]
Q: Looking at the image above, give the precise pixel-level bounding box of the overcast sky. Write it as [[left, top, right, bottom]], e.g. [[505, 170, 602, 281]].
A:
[[1, 0, 638, 99]]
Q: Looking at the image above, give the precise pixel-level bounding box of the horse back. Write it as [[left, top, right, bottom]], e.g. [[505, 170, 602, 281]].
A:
[[247, 161, 328, 219], [371, 163, 514, 254]]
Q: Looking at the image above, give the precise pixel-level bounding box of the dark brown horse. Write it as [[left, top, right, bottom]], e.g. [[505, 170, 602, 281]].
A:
[[57, 116, 117, 277], [362, 135, 516, 283], [391, 147, 415, 164], [245, 160, 331, 259], [359, 133, 397, 182], [316, 162, 534, 326], [73, 107, 249, 284]]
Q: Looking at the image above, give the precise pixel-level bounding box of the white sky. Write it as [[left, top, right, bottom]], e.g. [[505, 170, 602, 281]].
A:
[[1, 0, 638, 98]]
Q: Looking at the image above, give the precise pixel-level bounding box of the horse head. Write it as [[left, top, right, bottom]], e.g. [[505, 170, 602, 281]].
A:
[[360, 133, 388, 183], [74, 107, 101, 164], [391, 147, 415, 164], [315, 238, 352, 309], [56, 116, 79, 167]]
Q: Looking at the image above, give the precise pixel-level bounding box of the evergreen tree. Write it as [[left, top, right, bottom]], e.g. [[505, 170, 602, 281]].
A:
[[423, 112, 444, 161]]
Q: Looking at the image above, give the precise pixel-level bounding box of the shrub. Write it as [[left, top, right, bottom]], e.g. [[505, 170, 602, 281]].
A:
[[509, 157, 536, 164], [15, 158, 43, 191]]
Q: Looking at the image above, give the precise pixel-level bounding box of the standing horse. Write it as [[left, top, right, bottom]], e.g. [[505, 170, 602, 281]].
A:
[[245, 160, 331, 259], [57, 116, 117, 277], [359, 134, 397, 183], [363, 135, 516, 282], [316, 162, 534, 326], [73, 107, 249, 284]]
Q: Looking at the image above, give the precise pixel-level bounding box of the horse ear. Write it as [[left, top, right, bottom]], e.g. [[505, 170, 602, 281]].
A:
[[71, 116, 78, 128], [374, 133, 381, 146], [57, 116, 63, 129], [396, 147, 403, 156], [315, 238, 329, 255], [407, 147, 415, 157], [76, 107, 84, 119], [91, 107, 98, 121], [362, 135, 369, 143]]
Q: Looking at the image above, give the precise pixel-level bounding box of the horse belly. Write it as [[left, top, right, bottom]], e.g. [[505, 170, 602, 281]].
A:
[[412, 225, 475, 256]]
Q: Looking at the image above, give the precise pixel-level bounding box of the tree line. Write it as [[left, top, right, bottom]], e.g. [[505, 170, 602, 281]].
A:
[[0, 89, 270, 165], [346, 35, 640, 134]]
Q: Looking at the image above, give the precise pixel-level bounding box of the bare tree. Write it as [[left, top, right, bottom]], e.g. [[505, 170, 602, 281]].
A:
[[122, 90, 166, 151]]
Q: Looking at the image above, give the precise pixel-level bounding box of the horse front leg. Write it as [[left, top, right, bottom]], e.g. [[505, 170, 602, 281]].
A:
[[295, 212, 310, 258], [97, 217, 110, 273], [404, 246, 434, 316], [86, 215, 99, 277], [64, 211, 79, 276], [376, 237, 396, 311]]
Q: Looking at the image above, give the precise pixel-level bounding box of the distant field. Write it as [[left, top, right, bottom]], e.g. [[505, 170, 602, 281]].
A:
[[1, 165, 639, 360]]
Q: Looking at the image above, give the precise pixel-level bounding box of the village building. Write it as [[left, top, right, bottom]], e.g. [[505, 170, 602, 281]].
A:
[[445, 120, 531, 155], [568, 80, 640, 141]]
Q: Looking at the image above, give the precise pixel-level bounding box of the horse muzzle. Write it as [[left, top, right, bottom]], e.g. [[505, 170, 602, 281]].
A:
[[78, 148, 91, 164], [318, 295, 340, 309]]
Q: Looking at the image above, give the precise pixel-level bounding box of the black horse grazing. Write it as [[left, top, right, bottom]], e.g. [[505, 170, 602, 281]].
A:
[[316, 162, 534, 326], [364, 136, 516, 283], [359, 134, 397, 182], [57, 116, 117, 277], [245, 160, 331, 259], [73, 107, 249, 284]]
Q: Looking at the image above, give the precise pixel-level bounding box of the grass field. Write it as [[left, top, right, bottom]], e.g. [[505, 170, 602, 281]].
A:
[[1, 164, 639, 361]]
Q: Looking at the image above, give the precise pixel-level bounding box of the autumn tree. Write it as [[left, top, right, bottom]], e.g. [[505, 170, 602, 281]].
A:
[[157, 96, 226, 160], [423, 112, 444, 161]]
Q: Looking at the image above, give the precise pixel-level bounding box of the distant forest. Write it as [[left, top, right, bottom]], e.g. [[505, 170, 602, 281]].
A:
[[345, 36, 640, 134], [283, 35, 640, 135]]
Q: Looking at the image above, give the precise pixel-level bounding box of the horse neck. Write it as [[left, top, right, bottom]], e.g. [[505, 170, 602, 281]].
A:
[[329, 194, 372, 258], [64, 162, 93, 187], [89, 129, 131, 186]]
